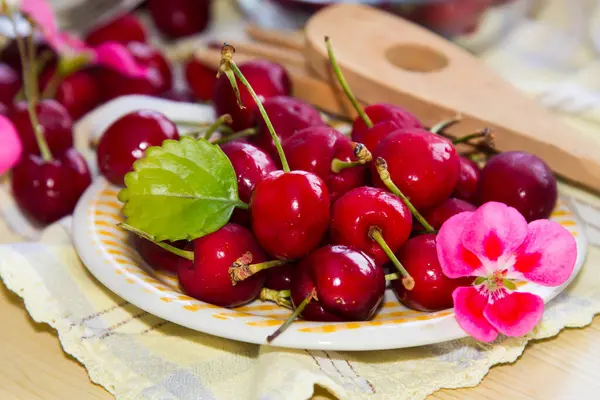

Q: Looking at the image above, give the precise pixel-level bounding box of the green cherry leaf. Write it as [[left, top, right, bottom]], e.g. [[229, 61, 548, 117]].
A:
[[117, 137, 245, 242]]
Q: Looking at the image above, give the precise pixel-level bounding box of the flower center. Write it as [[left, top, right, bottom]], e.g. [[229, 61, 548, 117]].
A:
[[474, 269, 517, 302]]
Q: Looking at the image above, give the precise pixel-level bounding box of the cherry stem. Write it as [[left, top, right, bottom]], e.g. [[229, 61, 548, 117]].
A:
[[331, 142, 372, 173], [325, 36, 373, 129], [41, 72, 63, 99], [259, 288, 292, 309], [118, 223, 194, 261], [10, 12, 52, 162], [385, 272, 400, 281], [267, 288, 316, 343], [430, 114, 462, 134], [452, 128, 494, 146], [375, 157, 436, 234], [229, 252, 288, 285], [213, 127, 257, 145], [218, 43, 290, 173], [203, 114, 233, 141], [368, 226, 414, 291]]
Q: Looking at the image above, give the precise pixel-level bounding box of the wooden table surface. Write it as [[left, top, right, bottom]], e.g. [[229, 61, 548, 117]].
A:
[[1, 217, 599, 399]]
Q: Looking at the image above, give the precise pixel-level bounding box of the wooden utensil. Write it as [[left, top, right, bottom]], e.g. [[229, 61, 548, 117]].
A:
[[303, 4, 600, 193]]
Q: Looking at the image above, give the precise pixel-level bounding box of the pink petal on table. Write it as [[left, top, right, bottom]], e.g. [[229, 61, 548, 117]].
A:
[[510, 219, 577, 286], [0, 115, 22, 174], [20, 0, 64, 51], [436, 211, 485, 278], [452, 286, 498, 342], [91, 42, 148, 78], [461, 202, 528, 265], [483, 291, 544, 337]]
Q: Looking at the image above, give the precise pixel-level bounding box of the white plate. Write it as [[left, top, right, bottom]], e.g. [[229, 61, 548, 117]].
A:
[[71, 178, 588, 351]]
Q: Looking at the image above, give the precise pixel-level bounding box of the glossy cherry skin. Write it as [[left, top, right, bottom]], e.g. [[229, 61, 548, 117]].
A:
[[135, 237, 188, 273], [148, 0, 212, 39], [351, 103, 422, 151], [177, 223, 266, 307], [391, 234, 474, 312], [0, 62, 20, 106], [291, 245, 385, 321], [420, 198, 477, 231], [220, 141, 277, 226], [96, 110, 180, 185], [265, 264, 295, 291], [254, 96, 325, 162], [213, 60, 291, 131], [9, 99, 73, 156], [452, 156, 480, 203], [371, 129, 460, 210], [11, 149, 91, 225], [476, 151, 558, 222], [184, 57, 217, 101], [55, 70, 102, 120], [85, 13, 147, 46], [283, 126, 365, 202], [251, 170, 330, 260], [330, 186, 412, 265]]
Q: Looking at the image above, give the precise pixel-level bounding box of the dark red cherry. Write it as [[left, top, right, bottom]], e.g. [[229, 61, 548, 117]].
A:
[[391, 234, 474, 312], [351, 103, 421, 151], [184, 57, 217, 101], [96, 110, 180, 185], [420, 198, 477, 231], [0, 62, 20, 106], [148, 0, 212, 39], [213, 60, 291, 131], [85, 13, 147, 46], [265, 264, 295, 291], [251, 170, 330, 260], [476, 151, 557, 222], [9, 99, 73, 156], [330, 186, 412, 265], [371, 129, 460, 210], [254, 96, 325, 162], [0, 37, 56, 74], [127, 42, 172, 92], [220, 141, 277, 226], [412, 0, 493, 36], [452, 156, 480, 203], [158, 88, 196, 102], [283, 126, 365, 202], [11, 148, 91, 225], [135, 237, 188, 273], [55, 69, 102, 120], [178, 223, 266, 307], [291, 245, 385, 321]]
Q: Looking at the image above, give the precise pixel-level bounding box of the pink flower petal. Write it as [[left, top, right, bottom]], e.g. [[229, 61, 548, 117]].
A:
[[91, 42, 148, 78], [483, 292, 544, 337], [510, 219, 577, 286], [57, 32, 88, 52], [461, 202, 528, 265], [452, 286, 498, 342], [0, 115, 22, 174], [436, 211, 485, 278], [20, 0, 65, 52]]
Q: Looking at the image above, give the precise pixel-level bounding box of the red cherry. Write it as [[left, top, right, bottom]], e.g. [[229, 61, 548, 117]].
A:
[[330, 186, 412, 265], [55, 70, 102, 120], [0, 37, 56, 74], [96, 110, 180, 185], [283, 126, 365, 202], [0, 62, 20, 106], [420, 198, 477, 231], [290, 245, 385, 321], [135, 237, 188, 273], [476, 151, 557, 221], [158, 88, 196, 103], [371, 129, 460, 210], [391, 234, 474, 312], [452, 156, 480, 203], [265, 264, 295, 291], [148, 0, 212, 39], [178, 223, 266, 307], [220, 141, 277, 226], [251, 170, 330, 260], [9, 99, 73, 156], [184, 57, 217, 101], [351, 103, 422, 151], [254, 96, 325, 162], [413, 0, 494, 36], [11, 148, 91, 225], [213, 60, 291, 131], [128, 42, 172, 92], [85, 13, 147, 46]]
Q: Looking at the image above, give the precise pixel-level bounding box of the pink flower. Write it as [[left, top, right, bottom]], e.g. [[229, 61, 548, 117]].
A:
[[19, 0, 147, 78], [436, 202, 577, 342], [0, 115, 22, 174]]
